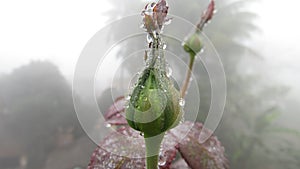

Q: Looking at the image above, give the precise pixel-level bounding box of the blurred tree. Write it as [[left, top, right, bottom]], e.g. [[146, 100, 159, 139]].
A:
[[0, 61, 84, 169]]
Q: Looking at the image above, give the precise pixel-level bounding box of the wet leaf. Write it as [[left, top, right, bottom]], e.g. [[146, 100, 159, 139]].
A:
[[170, 122, 228, 169], [170, 159, 190, 169], [88, 126, 177, 169], [142, 0, 170, 33], [104, 96, 127, 125]]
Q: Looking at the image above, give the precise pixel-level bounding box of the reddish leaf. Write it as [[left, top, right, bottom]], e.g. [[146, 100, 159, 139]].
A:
[[154, 0, 169, 30], [170, 159, 190, 169], [198, 0, 215, 30], [202, 0, 215, 23], [104, 96, 127, 125], [170, 122, 229, 169], [88, 126, 177, 169], [142, 0, 169, 33]]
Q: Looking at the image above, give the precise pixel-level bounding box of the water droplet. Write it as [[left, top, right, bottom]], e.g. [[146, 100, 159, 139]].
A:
[[179, 98, 185, 107], [125, 95, 131, 101], [162, 43, 167, 49], [140, 132, 144, 136], [105, 123, 112, 128], [147, 34, 153, 44], [166, 66, 172, 77], [158, 153, 166, 166], [200, 48, 204, 53], [164, 18, 172, 25], [180, 113, 185, 124], [140, 85, 145, 89]]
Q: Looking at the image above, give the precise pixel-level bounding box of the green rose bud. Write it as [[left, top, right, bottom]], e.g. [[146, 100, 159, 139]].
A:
[[183, 32, 203, 56], [126, 53, 182, 137]]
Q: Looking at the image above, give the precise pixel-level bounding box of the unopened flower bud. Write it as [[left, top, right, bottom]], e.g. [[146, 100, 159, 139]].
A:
[[126, 51, 182, 137], [183, 32, 203, 56]]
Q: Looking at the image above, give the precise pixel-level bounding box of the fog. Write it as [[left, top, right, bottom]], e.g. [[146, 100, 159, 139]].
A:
[[0, 0, 300, 168]]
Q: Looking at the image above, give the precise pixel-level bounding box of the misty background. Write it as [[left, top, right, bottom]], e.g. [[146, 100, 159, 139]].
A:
[[1, 0, 300, 169]]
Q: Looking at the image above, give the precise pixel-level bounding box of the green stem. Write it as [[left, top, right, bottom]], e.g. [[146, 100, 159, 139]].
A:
[[180, 53, 196, 98], [144, 133, 165, 169]]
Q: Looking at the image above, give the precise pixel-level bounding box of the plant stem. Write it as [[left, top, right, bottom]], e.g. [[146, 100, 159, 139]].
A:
[[144, 133, 165, 169], [180, 53, 196, 98]]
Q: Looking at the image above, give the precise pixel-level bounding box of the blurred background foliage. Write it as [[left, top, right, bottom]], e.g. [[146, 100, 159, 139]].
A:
[[0, 62, 93, 169]]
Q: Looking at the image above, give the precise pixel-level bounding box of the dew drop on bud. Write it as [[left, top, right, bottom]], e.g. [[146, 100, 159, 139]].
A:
[[162, 43, 167, 50], [166, 66, 172, 77], [147, 34, 153, 44], [179, 112, 185, 124], [179, 98, 185, 107]]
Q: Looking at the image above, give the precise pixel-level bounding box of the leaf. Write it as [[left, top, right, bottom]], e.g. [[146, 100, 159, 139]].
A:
[[88, 126, 177, 169], [142, 0, 170, 33], [154, 0, 169, 30], [198, 0, 215, 30], [104, 96, 127, 125], [170, 159, 190, 169], [170, 122, 228, 169], [202, 0, 215, 23]]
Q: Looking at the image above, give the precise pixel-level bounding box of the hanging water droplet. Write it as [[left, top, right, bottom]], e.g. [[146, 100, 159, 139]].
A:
[[179, 98, 185, 107], [158, 152, 167, 166], [166, 66, 172, 77], [162, 43, 167, 50], [180, 113, 185, 124], [147, 34, 153, 44], [164, 18, 172, 25]]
